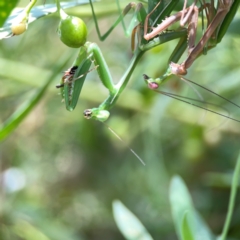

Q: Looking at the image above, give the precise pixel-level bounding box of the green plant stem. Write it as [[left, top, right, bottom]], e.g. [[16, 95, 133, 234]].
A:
[[24, 0, 37, 14], [220, 153, 240, 240], [55, 0, 61, 14]]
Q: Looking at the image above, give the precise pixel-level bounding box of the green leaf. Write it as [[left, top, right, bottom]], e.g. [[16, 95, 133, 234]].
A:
[[169, 176, 215, 240], [181, 212, 194, 240], [113, 200, 153, 240], [0, 0, 19, 28], [0, 0, 94, 39], [219, 152, 240, 240], [169, 175, 194, 239], [12, 220, 50, 240]]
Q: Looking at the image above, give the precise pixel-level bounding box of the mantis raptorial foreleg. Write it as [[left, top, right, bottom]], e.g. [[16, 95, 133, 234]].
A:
[[143, 0, 198, 44], [89, 0, 147, 41]]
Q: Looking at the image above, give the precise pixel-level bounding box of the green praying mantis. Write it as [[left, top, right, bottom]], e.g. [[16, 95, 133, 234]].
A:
[[57, 0, 240, 123]]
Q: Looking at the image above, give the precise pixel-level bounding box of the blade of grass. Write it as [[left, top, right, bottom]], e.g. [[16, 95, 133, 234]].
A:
[[0, 54, 71, 142], [169, 176, 215, 240], [219, 152, 240, 240], [113, 200, 153, 240], [0, 58, 146, 113], [170, 176, 195, 240], [181, 212, 194, 240]]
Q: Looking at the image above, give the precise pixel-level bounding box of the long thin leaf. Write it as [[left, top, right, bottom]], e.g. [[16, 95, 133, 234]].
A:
[[219, 152, 240, 240], [169, 176, 215, 240], [181, 212, 194, 240], [113, 200, 153, 240], [0, 55, 71, 141]]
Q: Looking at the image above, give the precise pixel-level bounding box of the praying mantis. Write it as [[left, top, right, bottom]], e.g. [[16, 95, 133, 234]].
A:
[[57, 0, 184, 119], [57, 0, 240, 123]]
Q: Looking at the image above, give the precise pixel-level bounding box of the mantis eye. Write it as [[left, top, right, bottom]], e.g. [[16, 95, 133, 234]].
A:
[[83, 109, 110, 122], [143, 74, 159, 89], [83, 109, 92, 119], [58, 9, 88, 48]]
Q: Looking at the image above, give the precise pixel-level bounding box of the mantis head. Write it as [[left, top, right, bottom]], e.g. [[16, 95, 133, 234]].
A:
[[84, 109, 110, 122], [143, 66, 173, 89]]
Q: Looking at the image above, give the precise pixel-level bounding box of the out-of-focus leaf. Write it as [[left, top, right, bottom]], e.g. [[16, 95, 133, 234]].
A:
[[0, 58, 145, 112], [169, 175, 194, 239], [0, 0, 94, 39], [219, 153, 240, 240], [0, 0, 19, 28], [193, 211, 215, 240], [113, 200, 153, 240], [169, 176, 215, 240], [0, 54, 71, 141], [12, 220, 50, 240], [202, 172, 239, 188], [181, 212, 194, 240]]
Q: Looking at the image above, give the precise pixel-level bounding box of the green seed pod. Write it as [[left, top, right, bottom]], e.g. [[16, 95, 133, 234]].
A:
[[58, 9, 88, 48]]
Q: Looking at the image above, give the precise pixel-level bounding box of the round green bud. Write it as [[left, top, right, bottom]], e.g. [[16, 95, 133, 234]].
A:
[[58, 15, 88, 48]]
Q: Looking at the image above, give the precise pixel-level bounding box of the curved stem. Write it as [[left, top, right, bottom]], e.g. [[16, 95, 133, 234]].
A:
[[24, 0, 37, 14], [55, 0, 62, 16], [220, 153, 240, 240]]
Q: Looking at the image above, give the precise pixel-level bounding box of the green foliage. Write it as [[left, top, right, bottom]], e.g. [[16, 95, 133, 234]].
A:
[[113, 158, 240, 240], [0, 0, 92, 39], [113, 200, 154, 240], [0, 55, 70, 141], [170, 176, 214, 240], [181, 212, 194, 240], [0, 0, 240, 240], [0, 0, 19, 27]]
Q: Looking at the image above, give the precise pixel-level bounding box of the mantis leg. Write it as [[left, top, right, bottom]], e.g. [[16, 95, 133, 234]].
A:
[[57, 41, 119, 116], [143, 33, 188, 89], [172, 0, 234, 75], [145, 0, 180, 33], [89, 0, 147, 41], [143, 1, 194, 41], [83, 45, 144, 122]]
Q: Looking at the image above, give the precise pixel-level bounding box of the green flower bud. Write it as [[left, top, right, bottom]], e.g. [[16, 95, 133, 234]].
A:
[[58, 9, 87, 48]]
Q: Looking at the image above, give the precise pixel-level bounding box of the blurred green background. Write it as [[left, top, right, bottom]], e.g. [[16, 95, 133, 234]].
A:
[[1, 0, 240, 239]]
